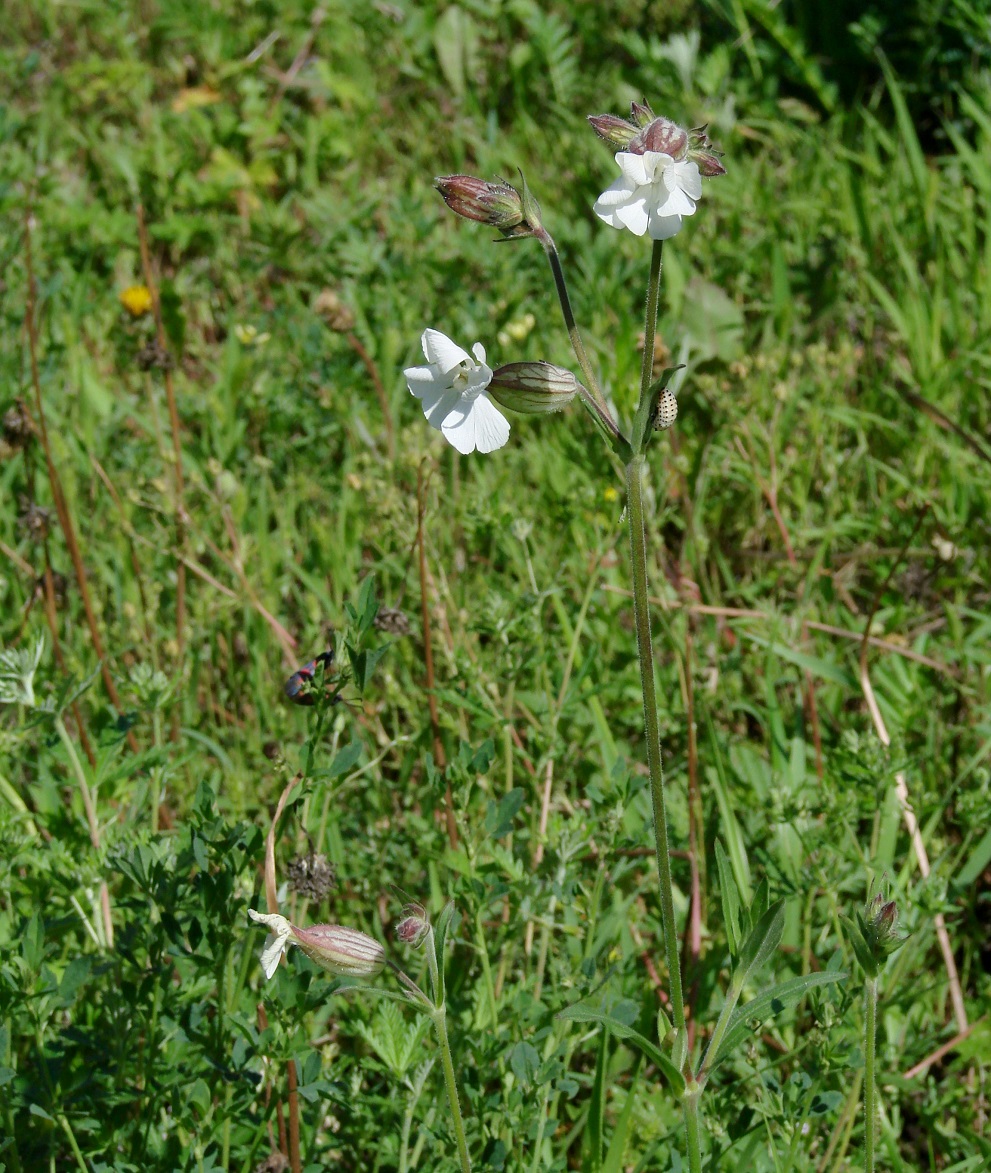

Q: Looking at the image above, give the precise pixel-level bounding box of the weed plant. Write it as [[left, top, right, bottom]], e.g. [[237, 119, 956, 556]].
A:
[[1, 3, 990, 1171]]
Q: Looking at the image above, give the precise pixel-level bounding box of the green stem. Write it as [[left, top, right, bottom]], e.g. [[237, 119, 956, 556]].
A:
[[432, 1007, 471, 1173], [640, 240, 664, 404], [864, 977, 878, 1173], [536, 228, 628, 453], [54, 715, 100, 851], [683, 1083, 704, 1173], [625, 453, 685, 1035]]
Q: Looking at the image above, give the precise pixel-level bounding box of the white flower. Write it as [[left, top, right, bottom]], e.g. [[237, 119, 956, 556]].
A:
[[404, 328, 510, 455], [594, 151, 703, 240], [248, 909, 386, 980], [249, 910, 293, 979]]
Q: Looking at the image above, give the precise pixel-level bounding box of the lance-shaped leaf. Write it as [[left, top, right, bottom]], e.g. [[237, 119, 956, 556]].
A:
[[700, 901, 784, 1080], [558, 1003, 686, 1096], [707, 971, 847, 1071]]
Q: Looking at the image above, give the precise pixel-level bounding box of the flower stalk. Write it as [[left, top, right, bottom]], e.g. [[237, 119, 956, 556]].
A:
[[431, 1004, 472, 1173], [864, 977, 878, 1173]]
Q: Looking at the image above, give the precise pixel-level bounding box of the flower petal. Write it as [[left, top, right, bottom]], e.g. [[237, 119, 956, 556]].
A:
[[419, 386, 465, 430], [404, 363, 443, 396], [441, 394, 510, 454], [421, 328, 472, 372], [470, 393, 511, 453], [673, 159, 702, 200], [594, 179, 646, 232], [615, 151, 650, 186], [645, 208, 684, 240], [249, 910, 293, 979], [471, 341, 487, 366], [614, 195, 650, 236]]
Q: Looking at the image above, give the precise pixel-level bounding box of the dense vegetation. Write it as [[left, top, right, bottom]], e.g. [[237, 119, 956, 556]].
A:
[[1, 1, 989, 1169]]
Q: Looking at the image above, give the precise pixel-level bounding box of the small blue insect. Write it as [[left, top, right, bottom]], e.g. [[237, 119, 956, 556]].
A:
[[284, 650, 337, 706]]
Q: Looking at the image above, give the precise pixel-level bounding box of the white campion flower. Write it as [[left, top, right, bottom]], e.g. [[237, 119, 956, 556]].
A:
[[248, 909, 385, 980], [404, 328, 510, 455], [593, 150, 703, 241]]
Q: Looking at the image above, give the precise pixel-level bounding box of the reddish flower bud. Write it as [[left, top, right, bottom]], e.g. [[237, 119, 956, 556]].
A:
[[396, 902, 430, 948], [631, 117, 689, 159], [630, 100, 655, 128], [435, 175, 525, 231], [587, 113, 638, 149]]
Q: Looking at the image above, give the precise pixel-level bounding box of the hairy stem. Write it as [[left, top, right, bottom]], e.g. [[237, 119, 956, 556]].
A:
[[433, 1007, 471, 1173], [625, 454, 685, 1036], [683, 1083, 704, 1173], [864, 977, 878, 1173]]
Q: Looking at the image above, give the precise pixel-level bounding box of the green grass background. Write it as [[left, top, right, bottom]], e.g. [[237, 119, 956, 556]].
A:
[[1, 1, 990, 1169]]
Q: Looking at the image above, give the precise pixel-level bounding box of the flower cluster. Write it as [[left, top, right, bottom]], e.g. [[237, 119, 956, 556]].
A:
[[404, 101, 723, 456]]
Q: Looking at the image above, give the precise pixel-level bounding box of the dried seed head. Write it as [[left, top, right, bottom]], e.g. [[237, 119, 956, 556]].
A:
[[374, 607, 411, 636], [286, 852, 336, 901], [314, 289, 356, 333]]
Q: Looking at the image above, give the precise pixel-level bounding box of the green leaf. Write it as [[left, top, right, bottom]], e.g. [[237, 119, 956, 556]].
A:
[[715, 840, 741, 957], [328, 739, 363, 779], [350, 644, 389, 693], [485, 787, 525, 838], [711, 971, 847, 1068], [557, 1004, 685, 1095], [734, 900, 784, 988], [602, 1063, 640, 1173], [510, 1041, 540, 1087], [956, 826, 991, 888]]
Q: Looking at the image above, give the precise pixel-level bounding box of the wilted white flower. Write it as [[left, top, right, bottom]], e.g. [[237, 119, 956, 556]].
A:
[[404, 328, 510, 455], [594, 151, 702, 240], [248, 909, 385, 980]]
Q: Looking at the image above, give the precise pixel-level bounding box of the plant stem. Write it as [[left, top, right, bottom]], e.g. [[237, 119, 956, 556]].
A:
[[537, 230, 606, 409], [54, 715, 101, 852], [683, 1083, 704, 1173], [625, 453, 685, 1036], [864, 977, 878, 1173], [640, 240, 664, 405], [432, 1006, 471, 1173]]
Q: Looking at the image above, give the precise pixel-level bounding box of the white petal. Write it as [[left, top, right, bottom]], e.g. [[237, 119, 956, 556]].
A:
[[614, 195, 650, 236], [441, 394, 510, 454], [421, 386, 465, 430], [421, 328, 472, 373], [249, 910, 293, 980], [615, 151, 649, 186], [673, 159, 702, 200], [470, 393, 511, 453], [640, 151, 672, 182], [654, 184, 696, 218], [594, 180, 646, 232], [471, 341, 487, 366], [646, 209, 684, 240], [405, 363, 445, 397]]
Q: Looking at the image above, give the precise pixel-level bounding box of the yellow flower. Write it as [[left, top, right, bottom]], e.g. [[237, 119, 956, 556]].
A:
[[603, 486, 619, 503], [119, 285, 153, 317]]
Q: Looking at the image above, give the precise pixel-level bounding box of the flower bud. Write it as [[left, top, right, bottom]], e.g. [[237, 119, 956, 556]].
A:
[[847, 892, 901, 978], [687, 125, 727, 177], [630, 100, 655, 128], [630, 117, 689, 159], [396, 909, 430, 948], [435, 175, 525, 232], [488, 362, 581, 414], [587, 113, 639, 149]]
